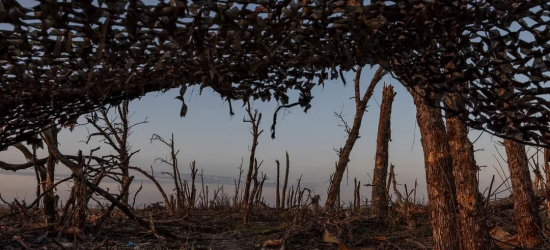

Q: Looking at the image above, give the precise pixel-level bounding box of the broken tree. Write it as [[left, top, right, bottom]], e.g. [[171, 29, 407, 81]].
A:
[[370, 84, 396, 217], [408, 85, 459, 250], [325, 67, 386, 209], [445, 97, 490, 250]]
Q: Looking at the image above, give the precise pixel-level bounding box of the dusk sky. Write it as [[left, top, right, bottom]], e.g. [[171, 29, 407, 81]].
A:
[[0, 67, 531, 205]]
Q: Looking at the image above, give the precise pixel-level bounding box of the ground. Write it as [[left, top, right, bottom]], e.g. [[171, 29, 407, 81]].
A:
[[1, 202, 548, 249]]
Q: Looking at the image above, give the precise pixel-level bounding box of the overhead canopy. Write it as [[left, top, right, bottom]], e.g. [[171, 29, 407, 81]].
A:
[[0, 0, 548, 149]]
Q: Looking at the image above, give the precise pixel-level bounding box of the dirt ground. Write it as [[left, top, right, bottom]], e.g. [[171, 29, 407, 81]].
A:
[[1, 202, 549, 249]]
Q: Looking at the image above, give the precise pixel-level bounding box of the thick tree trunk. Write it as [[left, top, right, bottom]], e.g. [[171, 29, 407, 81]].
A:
[[545, 148, 550, 219], [408, 86, 459, 250], [446, 115, 490, 250], [370, 85, 396, 217], [503, 139, 542, 247]]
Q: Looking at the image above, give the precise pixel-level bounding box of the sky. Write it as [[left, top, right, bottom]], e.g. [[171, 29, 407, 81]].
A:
[[1, 67, 541, 207]]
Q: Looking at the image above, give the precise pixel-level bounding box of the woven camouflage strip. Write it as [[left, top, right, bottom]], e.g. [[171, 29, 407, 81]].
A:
[[0, 0, 548, 148]]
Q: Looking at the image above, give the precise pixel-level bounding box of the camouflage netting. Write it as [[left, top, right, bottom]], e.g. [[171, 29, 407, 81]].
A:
[[0, 0, 548, 149]]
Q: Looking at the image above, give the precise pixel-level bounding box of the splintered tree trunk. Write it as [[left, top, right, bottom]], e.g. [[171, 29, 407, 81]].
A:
[[326, 67, 385, 209], [408, 86, 459, 250], [370, 85, 396, 217], [504, 139, 542, 247], [545, 148, 550, 219], [44, 154, 57, 225], [276, 160, 281, 209], [281, 151, 290, 209], [446, 114, 490, 250]]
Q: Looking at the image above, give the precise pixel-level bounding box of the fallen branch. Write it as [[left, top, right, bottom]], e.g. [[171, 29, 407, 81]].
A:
[[94, 176, 134, 232], [84, 178, 179, 238]]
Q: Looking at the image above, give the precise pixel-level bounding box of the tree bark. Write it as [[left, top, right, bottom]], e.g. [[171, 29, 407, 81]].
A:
[[241, 103, 262, 209], [281, 151, 290, 209], [43, 128, 59, 227], [503, 139, 542, 247], [119, 100, 130, 204], [370, 84, 396, 217], [276, 160, 281, 209], [325, 67, 386, 209], [545, 148, 550, 219], [120, 154, 130, 204], [44, 154, 57, 225], [446, 114, 490, 250], [11, 143, 52, 222], [408, 86, 459, 250], [244, 159, 261, 225]]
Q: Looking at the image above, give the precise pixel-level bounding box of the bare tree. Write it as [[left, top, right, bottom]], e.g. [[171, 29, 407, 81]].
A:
[[370, 84, 396, 217], [407, 85, 459, 250], [234, 158, 244, 208], [151, 134, 185, 212], [85, 100, 147, 203], [241, 102, 263, 210], [42, 128, 90, 231], [325, 67, 386, 209], [8, 142, 52, 223], [188, 161, 198, 208]]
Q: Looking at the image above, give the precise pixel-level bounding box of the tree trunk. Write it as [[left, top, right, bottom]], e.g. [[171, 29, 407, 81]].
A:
[[44, 154, 57, 225], [408, 86, 459, 250], [446, 114, 490, 250], [120, 154, 130, 204], [42, 128, 59, 228], [503, 139, 542, 247], [325, 67, 385, 209], [241, 104, 262, 209], [73, 152, 87, 230], [276, 160, 281, 209], [545, 148, 550, 219], [120, 100, 131, 204], [244, 159, 260, 225], [370, 84, 396, 217], [281, 151, 290, 209], [12, 143, 52, 223]]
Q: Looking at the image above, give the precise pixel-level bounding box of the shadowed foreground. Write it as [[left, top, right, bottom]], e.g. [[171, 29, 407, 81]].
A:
[[1, 185, 548, 250]]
